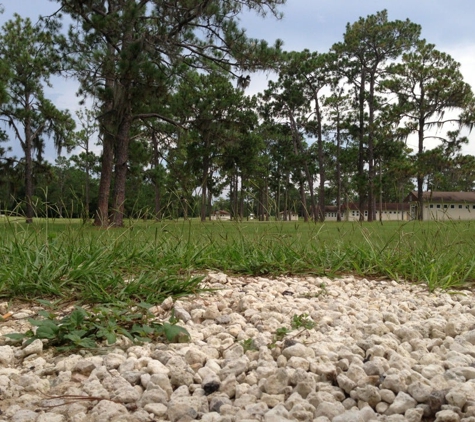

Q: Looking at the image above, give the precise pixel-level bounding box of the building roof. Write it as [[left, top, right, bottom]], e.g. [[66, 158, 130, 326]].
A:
[[404, 191, 475, 203]]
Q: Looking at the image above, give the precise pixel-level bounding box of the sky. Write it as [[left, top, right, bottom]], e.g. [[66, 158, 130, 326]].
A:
[[1, 0, 475, 160]]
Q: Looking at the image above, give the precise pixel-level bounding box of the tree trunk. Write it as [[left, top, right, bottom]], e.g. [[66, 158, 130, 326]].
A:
[[84, 149, 90, 222], [231, 173, 238, 220], [367, 73, 376, 222], [357, 69, 366, 222], [24, 117, 34, 224], [200, 153, 209, 222], [288, 114, 310, 222], [151, 133, 161, 220], [94, 132, 114, 227], [417, 115, 425, 221], [264, 177, 269, 221], [299, 181, 308, 222], [336, 111, 342, 222], [258, 187, 265, 221], [312, 89, 325, 222], [94, 53, 116, 228], [154, 182, 161, 220], [275, 167, 281, 220], [207, 187, 212, 221], [239, 175, 245, 221], [284, 173, 290, 221], [111, 114, 133, 227]]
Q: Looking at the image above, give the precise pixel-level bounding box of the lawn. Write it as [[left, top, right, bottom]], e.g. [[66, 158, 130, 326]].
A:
[[1, 217, 475, 306]]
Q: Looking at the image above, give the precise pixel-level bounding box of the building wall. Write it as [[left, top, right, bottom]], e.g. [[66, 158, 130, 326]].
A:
[[423, 203, 475, 220], [210, 214, 231, 221], [325, 210, 408, 222]]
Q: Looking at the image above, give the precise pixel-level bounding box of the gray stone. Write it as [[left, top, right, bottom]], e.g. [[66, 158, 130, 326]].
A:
[[209, 396, 232, 412]]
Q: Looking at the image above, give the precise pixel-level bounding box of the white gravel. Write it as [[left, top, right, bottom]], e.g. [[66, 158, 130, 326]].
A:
[[1, 273, 475, 422]]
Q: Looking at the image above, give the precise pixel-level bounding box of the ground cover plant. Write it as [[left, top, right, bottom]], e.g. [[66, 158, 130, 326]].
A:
[[1, 217, 475, 349]]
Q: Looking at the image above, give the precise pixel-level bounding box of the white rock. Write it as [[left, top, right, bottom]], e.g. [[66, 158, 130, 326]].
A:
[[282, 343, 315, 359], [386, 391, 417, 415], [332, 409, 365, 422], [434, 409, 461, 421], [89, 400, 129, 422], [0, 345, 14, 366], [314, 401, 346, 419], [19, 339, 43, 358]]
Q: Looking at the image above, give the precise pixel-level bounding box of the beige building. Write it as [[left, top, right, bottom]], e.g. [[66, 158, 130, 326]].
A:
[[404, 191, 475, 220], [211, 210, 231, 220], [279, 211, 299, 221], [324, 203, 409, 222]]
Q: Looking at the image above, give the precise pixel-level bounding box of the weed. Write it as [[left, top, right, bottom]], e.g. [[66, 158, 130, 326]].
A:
[[300, 283, 328, 299], [291, 313, 316, 330], [268, 313, 316, 348], [240, 338, 258, 352], [4, 303, 190, 351]]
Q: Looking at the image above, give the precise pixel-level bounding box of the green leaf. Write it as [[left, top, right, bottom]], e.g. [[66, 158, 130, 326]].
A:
[[134, 336, 152, 343], [64, 333, 83, 343], [4, 333, 27, 341], [38, 310, 56, 319], [70, 329, 88, 338], [70, 308, 87, 328], [169, 309, 179, 325], [36, 324, 59, 339], [104, 331, 117, 345], [136, 302, 153, 310], [162, 322, 190, 343], [77, 338, 97, 348], [29, 318, 52, 327], [139, 324, 155, 335]]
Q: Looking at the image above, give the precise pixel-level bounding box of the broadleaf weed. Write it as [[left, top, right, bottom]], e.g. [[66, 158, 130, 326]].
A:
[[4, 303, 190, 351]]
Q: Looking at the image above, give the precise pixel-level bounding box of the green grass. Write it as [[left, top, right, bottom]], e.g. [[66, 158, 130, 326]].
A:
[[1, 217, 475, 307]]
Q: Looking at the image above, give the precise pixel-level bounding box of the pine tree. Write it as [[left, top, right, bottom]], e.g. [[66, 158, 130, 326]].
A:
[[55, 0, 285, 227], [0, 15, 75, 223]]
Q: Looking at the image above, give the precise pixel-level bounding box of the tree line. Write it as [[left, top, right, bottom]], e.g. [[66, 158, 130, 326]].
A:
[[0, 2, 474, 224]]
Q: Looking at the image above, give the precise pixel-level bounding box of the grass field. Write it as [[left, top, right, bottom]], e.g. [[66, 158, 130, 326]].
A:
[[1, 217, 475, 306]]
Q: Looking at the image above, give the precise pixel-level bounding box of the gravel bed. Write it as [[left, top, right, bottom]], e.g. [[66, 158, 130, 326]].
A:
[[1, 273, 475, 422]]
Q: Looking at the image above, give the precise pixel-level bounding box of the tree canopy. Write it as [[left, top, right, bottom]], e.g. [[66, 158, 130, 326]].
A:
[[0, 5, 474, 222]]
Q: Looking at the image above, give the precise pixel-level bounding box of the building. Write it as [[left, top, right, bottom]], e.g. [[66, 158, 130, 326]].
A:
[[279, 211, 299, 221], [404, 191, 475, 220], [324, 203, 410, 222], [211, 210, 231, 220]]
